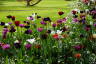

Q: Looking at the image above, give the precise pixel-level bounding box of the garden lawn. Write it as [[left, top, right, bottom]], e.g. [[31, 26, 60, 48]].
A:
[[0, 0, 73, 22]]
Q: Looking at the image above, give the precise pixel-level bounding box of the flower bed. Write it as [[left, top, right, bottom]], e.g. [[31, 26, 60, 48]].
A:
[[0, 1, 96, 64]]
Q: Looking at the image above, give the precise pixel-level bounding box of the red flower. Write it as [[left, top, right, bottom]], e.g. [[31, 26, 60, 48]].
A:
[[52, 34, 59, 39], [11, 16, 15, 21], [58, 11, 64, 15], [14, 21, 20, 26], [72, 10, 77, 14], [74, 53, 81, 59]]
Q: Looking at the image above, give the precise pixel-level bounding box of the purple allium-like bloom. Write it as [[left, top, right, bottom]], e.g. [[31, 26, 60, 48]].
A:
[[25, 29, 32, 34], [40, 21, 47, 25], [25, 43, 32, 49], [52, 23, 56, 27], [2, 44, 10, 50], [37, 28, 43, 32]]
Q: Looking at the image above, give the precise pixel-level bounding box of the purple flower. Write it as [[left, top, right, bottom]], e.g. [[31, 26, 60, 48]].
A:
[[62, 18, 67, 23], [2, 44, 10, 50], [52, 23, 56, 27], [19, 24, 25, 28], [73, 18, 79, 22], [43, 17, 51, 22], [57, 19, 62, 23], [27, 16, 34, 20], [14, 43, 21, 48], [85, 25, 91, 31], [74, 45, 84, 50], [40, 21, 47, 25], [94, 23, 96, 27], [25, 29, 32, 34], [25, 43, 32, 49], [37, 28, 43, 32], [8, 22, 12, 25], [2, 28, 9, 39], [0, 22, 5, 26], [9, 26, 16, 33]]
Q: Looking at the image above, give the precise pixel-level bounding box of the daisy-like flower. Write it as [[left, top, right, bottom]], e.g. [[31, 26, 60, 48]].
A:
[[26, 38, 36, 44]]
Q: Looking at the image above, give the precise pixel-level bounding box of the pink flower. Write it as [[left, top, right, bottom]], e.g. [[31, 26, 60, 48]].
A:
[[81, 0, 89, 4], [25, 43, 32, 49], [2, 44, 10, 50], [37, 28, 43, 32], [52, 23, 56, 27], [73, 18, 79, 22]]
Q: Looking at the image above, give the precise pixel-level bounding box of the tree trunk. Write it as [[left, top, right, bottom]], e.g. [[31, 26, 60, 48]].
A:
[[26, 0, 31, 6]]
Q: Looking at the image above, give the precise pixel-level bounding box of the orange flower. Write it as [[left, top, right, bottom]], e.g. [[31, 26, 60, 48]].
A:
[[74, 53, 81, 58], [35, 44, 41, 49], [62, 34, 68, 38]]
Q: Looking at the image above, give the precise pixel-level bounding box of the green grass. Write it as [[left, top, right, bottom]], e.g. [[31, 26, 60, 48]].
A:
[[0, 0, 74, 22]]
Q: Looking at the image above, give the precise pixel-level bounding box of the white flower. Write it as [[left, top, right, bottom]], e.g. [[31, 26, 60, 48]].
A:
[[56, 30, 62, 34], [14, 40, 19, 43], [26, 38, 36, 44], [5, 23, 9, 26], [51, 30, 55, 35], [73, 8, 80, 13]]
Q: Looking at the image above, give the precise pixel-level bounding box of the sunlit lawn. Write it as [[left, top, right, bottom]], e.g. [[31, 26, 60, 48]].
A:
[[0, 0, 74, 22]]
